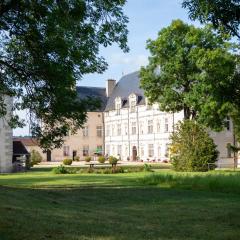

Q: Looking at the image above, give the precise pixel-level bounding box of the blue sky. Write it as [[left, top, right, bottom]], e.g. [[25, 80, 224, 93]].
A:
[[14, 0, 199, 136]]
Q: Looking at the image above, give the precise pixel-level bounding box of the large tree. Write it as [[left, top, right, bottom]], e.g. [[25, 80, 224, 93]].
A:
[[182, 0, 240, 39], [0, 0, 128, 149], [140, 20, 239, 130]]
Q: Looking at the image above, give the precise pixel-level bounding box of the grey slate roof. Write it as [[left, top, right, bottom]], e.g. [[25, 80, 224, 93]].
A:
[[76, 86, 107, 112], [105, 71, 145, 111]]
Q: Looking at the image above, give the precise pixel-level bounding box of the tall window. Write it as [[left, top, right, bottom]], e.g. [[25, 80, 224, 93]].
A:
[[117, 145, 122, 155], [157, 120, 161, 133], [116, 103, 121, 115], [140, 146, 144, 157], [117, 123, 121, 136], [112, 125, 115, 136], [96, 125, 102, 137], [82, 126, 88, 137], [148, 144, 154, 157], [226, 117, 231, 131], [227, 143, 232, 158], [140, 121, 144, 134], [132, 122, 136, 135], [124, 123, 128, 135], [148, 120, 153, 134], [165, 144, 169, 157], [130, 99, 136, 113], [63, 146, 70, 156], [125, 145, 128, 156], [165, 118, 169, 132], [83, 145, 89, 156], [106, 125, 110, 136], [106, 145, 110, 155]]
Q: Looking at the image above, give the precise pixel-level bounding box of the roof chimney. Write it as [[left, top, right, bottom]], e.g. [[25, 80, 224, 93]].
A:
[[106, 79, 116, 97]]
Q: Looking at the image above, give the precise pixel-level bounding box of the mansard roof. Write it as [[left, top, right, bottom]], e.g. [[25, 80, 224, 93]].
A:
[[105, 71, 145, 111], [76, 86, 107, 112]]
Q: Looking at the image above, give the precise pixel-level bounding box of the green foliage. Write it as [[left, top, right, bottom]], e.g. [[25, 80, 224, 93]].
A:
[[62, 159, 72, 166], [143, 164, 152, 172], [85, 156, 91, 162], [170, 120, 218, 172], [74, 156, 80, 162], [108, 156, 118, 165], [52, 165, 68, 174], [0, 1, 128, 149], [182, 0, 240, 39], [98, 156, 106, 164], [140, 19, 238, 131], [30, 150, 43, 167]]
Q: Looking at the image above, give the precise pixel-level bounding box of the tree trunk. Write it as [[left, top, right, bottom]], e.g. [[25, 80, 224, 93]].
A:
[[183, 106, 191, 120]]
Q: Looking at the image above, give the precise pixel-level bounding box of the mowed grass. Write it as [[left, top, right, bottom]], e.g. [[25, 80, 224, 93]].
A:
[[1, 168, 240, 240]]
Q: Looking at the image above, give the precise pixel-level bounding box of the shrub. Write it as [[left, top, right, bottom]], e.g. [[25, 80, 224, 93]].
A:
[[30, 150, 43, 167], [52, 165, 68, 174], [113, 166, 124, 173], [98, 156, 106, 164], [170, 120, 218, 172], [74, 156, 80, 161], [108, 156, 118, 165], [143, 164, 152, 172], [85, 156, 91, 162], [63, 159, 72, 165]]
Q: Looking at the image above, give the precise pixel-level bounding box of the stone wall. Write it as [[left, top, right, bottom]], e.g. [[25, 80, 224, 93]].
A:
[[0, 96, 13, 173]]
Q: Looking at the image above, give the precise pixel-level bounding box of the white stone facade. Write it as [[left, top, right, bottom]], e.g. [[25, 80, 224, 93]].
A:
[[104, 72, 236, 165], [0, 96, 13, 173]]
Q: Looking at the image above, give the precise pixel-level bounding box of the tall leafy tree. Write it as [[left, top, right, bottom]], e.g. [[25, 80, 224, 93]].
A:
[[0, 0, 128, 149], [182, 0, 240, 39], [140, 20, 238, 130]]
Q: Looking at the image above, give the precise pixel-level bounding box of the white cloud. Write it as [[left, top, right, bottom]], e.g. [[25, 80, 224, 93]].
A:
[[110, 53, 148, 68]]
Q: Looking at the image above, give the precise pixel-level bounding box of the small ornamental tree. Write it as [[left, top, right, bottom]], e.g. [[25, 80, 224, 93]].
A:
[[170, 120, 218, 172], [30, 149, 43, 167]]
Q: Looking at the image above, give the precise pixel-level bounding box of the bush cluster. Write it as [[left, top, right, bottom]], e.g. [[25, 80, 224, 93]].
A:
[[63, 159, 73, 165], [108, 156, 118, 165], [98, 156, 106, 163], [85, 156, 91, 162], [52, 165, 69, 174], [30, 150, 43, 167]]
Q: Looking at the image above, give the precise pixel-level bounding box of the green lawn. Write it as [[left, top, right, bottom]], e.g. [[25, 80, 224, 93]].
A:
[[1, 168, 240, 240]]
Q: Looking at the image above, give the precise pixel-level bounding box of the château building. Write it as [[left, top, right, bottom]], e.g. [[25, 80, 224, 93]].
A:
[[104, 71, 235, 165]]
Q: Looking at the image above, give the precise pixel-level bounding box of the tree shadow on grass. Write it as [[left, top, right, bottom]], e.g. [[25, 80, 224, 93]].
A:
[[1, 186, 240, 240]]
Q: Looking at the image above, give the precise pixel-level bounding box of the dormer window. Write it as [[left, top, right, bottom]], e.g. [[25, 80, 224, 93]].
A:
[[129, 94, 137, 113], [115, 97, 121, 115]]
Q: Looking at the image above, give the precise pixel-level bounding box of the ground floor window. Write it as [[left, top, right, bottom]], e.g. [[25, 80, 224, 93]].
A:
[[117, 145, 122, 155], [63, 146, 70, 157], [83, 145, 89, 156], [227, 143, 232, 158], [140, 146, 144, 157], [148, 144, 154, 157], [165, 144, 169, 158], [106, 145, 110, 155]]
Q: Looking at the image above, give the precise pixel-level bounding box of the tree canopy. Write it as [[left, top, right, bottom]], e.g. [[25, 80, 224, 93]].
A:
[[0, 0, 128, 149], [140, 20, 239, 130], [182, 0, 240, 39]]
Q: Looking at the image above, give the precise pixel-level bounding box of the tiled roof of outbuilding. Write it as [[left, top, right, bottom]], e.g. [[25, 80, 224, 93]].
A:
[[13, 141, 30, 155], [76, 86, 107, 112], [105, 71, 145, 111]]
